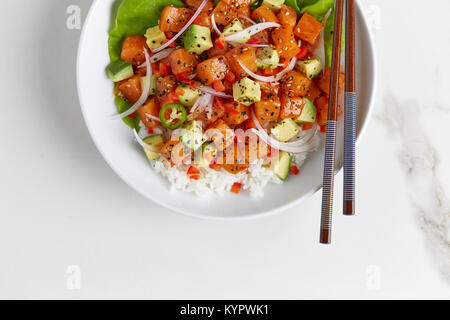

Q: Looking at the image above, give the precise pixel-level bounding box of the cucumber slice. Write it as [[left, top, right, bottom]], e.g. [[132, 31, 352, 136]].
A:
[[295, 98, 317, 124], [107, 60, 133, 82], [142, 134, 164, 160], [272, 152, 292, 180]]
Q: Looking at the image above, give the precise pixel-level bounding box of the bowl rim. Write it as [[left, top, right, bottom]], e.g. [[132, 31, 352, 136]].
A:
[[76, 0, 378, 221]]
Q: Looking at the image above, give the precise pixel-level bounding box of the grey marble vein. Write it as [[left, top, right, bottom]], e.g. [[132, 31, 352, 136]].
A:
[[377, 94, 450, 284]]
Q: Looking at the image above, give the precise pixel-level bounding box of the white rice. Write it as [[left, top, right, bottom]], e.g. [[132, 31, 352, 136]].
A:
[[139, 120, 321, 197], [148, 133, 321, 198]]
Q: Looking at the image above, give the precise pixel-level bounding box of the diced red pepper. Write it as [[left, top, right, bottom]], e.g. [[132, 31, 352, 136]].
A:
[[160, 92, 179, 106], [165, 32, 175, 39], [159, 63, 170, 76], [187, 166, 201, 180], [231, 182, 242, 194], [215, 37, 225, 49], [214, 97, 223, 107], [243, 118, 256, 130], [175, 87, 185, 96], [247, 38, 261, 45], [176, 72, 189, 81], [209, 163, 222, 171], [296, 45, 309, 60], [262, 67, 280, 76], [128, 112, 137, 119], [302, 122, 314, 130], [182, 79, 197, 87], [226, 107, 240, 115], [225, 72, 236, 84], [148, 127, 154, 134], [320, 125, 327, 133], [290, 165, 300, 175], [194, 16, 202, 25], [213, 80, 226, 92]]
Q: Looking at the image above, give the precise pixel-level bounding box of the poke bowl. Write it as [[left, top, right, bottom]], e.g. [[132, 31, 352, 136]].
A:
[[77, 0, 377, 220]]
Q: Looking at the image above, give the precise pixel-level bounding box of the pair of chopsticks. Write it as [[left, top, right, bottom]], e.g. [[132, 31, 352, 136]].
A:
[[320, 0, 356, 244]]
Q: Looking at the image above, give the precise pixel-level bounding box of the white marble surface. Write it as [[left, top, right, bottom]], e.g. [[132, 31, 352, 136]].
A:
[[0, 0, 449, 299]]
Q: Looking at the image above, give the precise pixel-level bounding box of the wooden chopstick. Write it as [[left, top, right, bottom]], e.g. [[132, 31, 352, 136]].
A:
[[343, 0, 356, 216], [320, 0, 345, 244]]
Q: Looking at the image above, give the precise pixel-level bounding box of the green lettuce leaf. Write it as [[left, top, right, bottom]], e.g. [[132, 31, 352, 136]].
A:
[[108, 0, 185, 62], [300, 0, 333, 21], [285, 0, 301, 13], [323, 5, 345, 67], [297, 0, 321, 9], [115, 97, 141, 130]]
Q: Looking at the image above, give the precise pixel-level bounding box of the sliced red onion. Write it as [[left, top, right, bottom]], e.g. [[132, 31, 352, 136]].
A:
[[205, 93, 214, 119], [238, 55, 297, 82], [112, 49, 152, 120], [153, 126, 164, 135], [190, 92, 212, 114], [238, 15, 256, 25], [133, 129, 160, 152], [187, 73, 197, 80], [224, 22, 280, 42], [324, 8, 333, 21], [196, 86, 233, 99], [251, 110, 318, 153], [211, 14, 221, 35], [150, 48, 175, 63], [152, 0, 208, 53], [227, 41, 269, 47], [145, 113, 161, 122]]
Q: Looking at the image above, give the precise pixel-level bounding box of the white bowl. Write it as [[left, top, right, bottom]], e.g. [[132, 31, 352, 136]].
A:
[[77, 0, 377, 220]]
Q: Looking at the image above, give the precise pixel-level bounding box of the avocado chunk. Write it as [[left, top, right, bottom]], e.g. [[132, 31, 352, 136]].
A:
[[271, 118, 299, 142], [196, 143, 218, 167], [295, 57, 323, 80], [142, 134, 164, 160], [272, 151, 292, 180], [145, 26, 167, 51], [184, 24, 213, 55], [106, 60, 133, 82], [180, 121, 205, 151], [295, 98, 317, 124], [233, 77, 261, 106], [176, 84, 201, 107], [140, 75, 157, 96], [223, 19, 249, 43], [256, 45, 280, 69], [262, 0, 285, 11]]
